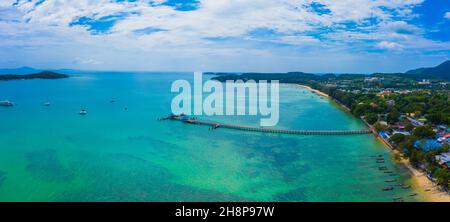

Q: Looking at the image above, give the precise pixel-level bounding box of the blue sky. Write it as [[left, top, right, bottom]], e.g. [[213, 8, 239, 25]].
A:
[[0, 0, 449, 73]]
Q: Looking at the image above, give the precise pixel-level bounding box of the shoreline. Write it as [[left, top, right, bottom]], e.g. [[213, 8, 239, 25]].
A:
[[293, 83, 450, 202], [296, 84, 330, 98], [391, 149, 450, 202], [377, 136, 450, 202], [295, 84, 350, 112]]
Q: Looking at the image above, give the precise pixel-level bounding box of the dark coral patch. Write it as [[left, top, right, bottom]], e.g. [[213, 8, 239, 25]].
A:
[[25, 149, 74, 182], [0, 170, 6, 186]]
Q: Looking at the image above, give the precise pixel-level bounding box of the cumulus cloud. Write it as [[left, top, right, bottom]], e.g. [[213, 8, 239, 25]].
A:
[[73, 57, 103, 65], [445, 12, 450, 19], [0, 0, 448, 72], [3, 1, 427, 43], [381, 21, 422, 35], [376, 41, 403, 51]]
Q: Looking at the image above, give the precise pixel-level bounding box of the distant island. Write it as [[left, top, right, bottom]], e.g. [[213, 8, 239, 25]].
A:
[[0, 71, 69, 81]]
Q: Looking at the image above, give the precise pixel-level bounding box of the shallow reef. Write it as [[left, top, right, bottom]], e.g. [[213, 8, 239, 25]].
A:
[[25, 149, 74, 182]]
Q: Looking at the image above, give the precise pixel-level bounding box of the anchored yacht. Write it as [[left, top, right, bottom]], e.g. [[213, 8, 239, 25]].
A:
[[0, 100, 14, 107], [79, 109, 88, 115]]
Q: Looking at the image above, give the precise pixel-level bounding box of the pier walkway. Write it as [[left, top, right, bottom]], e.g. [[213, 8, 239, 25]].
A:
[[160, 115, 372, 136]]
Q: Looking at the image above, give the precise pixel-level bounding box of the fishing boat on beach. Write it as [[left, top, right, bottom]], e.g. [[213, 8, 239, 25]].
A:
[[382, 186, 394, 191], [0, 100, 14, 107]]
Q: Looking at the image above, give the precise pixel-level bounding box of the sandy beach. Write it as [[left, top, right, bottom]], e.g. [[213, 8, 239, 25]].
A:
[[409, 165, 450, 202], [296, 84, 330, 98], [393, 151, 450, 202], [295, 84, 352, 112], [297, 83, 450, 202], [376, 137, 450, 202]]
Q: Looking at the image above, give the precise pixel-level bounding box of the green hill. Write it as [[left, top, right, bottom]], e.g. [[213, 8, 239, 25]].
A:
[[406, 60, 450, 80]]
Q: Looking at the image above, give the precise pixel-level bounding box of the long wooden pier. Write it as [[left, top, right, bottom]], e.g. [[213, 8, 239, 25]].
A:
[[160, 115, 372, 136]]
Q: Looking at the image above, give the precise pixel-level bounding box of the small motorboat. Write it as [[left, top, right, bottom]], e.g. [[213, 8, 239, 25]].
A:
[[409, 193, 418, 197], [44, 102, 51, 106], [0, 100, 14, 107], [385, 179, 397, 183], [382, 186, 394, 191], [401, 185, 411, 189], [79, 109, 88, 116]]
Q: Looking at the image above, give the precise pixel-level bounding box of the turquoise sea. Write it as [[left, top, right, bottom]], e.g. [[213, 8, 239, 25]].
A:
[[0, 72, 423, 202]]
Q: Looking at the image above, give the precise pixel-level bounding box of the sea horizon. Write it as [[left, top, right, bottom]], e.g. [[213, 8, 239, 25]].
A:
[[0, 67, 414, 76]]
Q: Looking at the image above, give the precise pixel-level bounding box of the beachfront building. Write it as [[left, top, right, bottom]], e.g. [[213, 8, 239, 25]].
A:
[[393, 121, 408, 130], [379, 131, 391, 139], [435, 152, 450, 169], [392, 130, 411, 136], [407, 117, 425, 126], [414, 139, 443, 152], [437, 133, 450, 144]]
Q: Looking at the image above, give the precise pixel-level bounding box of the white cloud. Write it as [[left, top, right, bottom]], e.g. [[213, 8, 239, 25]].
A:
[[276, 36, 321, 45], [376, 41, 403, 51], [381, 21, 422, 34], [0, 0, 448, 72], [0, 0, 16, 8], [8, 0, 426, 41], [445, 12, 450, 19], [73, 57, 103, 65]]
